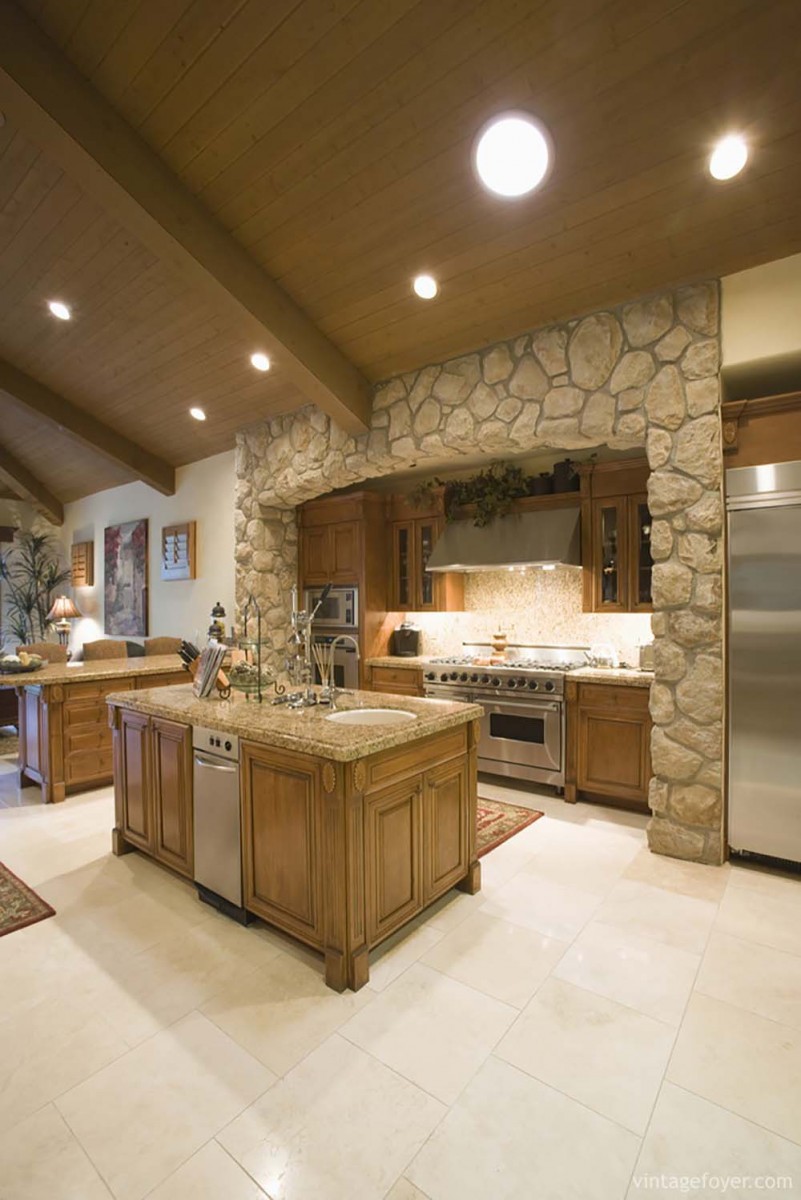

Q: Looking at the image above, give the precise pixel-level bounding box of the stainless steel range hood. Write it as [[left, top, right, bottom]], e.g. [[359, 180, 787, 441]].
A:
[[426, 507, 582, 572]]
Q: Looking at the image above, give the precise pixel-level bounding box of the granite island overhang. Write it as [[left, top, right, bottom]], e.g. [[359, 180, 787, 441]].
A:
[[106, 685, 484, 991]]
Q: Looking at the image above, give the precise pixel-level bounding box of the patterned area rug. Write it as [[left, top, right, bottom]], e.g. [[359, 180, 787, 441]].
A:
[[476, 797, 543, 857], [0, 862, 55, 936]]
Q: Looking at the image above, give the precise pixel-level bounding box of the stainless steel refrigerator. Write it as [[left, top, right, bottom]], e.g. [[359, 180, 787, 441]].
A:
[[727, 459, 801, 863]]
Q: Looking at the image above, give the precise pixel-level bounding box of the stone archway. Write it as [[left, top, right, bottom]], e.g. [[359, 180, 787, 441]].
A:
[[236, 282, 724, 864]]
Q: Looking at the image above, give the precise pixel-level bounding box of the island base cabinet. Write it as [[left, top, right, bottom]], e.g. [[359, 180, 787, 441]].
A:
[[111, 710, 193, 878], [241, 744, 324, 948], [241, 723, 480, 992], [365, 779, 423, 945]]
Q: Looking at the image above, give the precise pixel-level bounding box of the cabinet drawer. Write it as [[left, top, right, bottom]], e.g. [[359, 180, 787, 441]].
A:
[[369, 666, 423, 694], [64, 699, 107, 728], [66, 726, 111, 754], [65, 747, 114, 785], [65, 678, 134, 701], [138, 671, 189, 689], [578, 682, 649, 711]]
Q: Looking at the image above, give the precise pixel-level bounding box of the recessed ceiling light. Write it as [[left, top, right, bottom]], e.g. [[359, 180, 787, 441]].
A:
[[474, 112, 552, 198], [709, 134, 748, 181], [47, 300, 71, 320], [250, 352, 270, 372], [413, 274, 438, 300], [189, 406, 206, 421]]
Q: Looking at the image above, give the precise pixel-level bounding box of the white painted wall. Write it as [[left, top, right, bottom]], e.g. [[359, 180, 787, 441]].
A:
[[722, 251, 801, 365], [58, 450, 235, 653]]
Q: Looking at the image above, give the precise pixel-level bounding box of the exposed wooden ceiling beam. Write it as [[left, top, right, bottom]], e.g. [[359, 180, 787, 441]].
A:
[[0, 440, 63, 525], [0, 359, 175, 495], [0, 2, 372, 435]]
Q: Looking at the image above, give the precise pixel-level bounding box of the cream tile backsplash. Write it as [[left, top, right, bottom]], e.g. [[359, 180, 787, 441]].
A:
[[410, 567, 652, 665]]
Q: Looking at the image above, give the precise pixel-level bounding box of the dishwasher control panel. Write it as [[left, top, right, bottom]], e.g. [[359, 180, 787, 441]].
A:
[[192, 724, 239, 760]]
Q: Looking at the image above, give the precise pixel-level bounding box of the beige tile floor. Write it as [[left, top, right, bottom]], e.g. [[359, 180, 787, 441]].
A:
[[2, 756, 801, 1199]]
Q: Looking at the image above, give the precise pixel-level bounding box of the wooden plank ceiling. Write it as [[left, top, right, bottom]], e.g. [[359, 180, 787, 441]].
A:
[[1, 0, 801, 509]]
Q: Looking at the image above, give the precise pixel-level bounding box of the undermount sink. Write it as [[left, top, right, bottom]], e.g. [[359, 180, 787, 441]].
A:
[[325, 708, 417, 727]]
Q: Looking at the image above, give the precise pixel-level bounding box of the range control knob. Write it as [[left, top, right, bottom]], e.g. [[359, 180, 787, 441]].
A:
[[440, 673, 449, 683], [544, 680, 556, 692], [449, 671, 459, 681], [225, 740, 232, 752], [491, 677, 501, 687], [470, 673, 479, 683], [527, 680, 539, 691], [459, 672, 469, 682], [480, 674, 490, 684], [517, 677, 527, 688], [506, 678, 517, 688]]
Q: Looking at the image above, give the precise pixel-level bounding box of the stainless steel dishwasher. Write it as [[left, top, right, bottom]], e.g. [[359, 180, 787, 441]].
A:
[[192, 725, 250, 923]]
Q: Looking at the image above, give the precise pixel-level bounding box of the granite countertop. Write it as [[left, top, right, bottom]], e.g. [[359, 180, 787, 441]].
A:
[[106, 685, 483, 763], [365, 656, 430, 669], [0, 654, 186, 688], [567, 667, 653, 688]]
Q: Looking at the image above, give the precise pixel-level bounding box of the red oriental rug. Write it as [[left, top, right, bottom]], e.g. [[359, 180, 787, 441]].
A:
[[476, 798, 543, 858], [0, 862, 56, 936]]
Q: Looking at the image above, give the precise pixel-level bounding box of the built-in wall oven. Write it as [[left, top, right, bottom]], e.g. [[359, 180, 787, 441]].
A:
[[311, 631, 360, 690]]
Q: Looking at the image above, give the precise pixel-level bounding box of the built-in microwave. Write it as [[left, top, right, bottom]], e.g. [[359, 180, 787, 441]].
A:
[[303, 586, 358, 630]]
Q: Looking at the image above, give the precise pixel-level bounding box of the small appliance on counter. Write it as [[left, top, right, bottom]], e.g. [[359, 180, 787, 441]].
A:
[[392, 621, 421, 657], [588, 641, 619, 668]]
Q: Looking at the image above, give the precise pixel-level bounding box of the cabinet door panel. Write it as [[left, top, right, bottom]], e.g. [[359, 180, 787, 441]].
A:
[[592, 497, 628, 611], [365, 778, 422, 944], [119, 710, 152, 850], [151, 718, 193, 877], [423, 760, 468, 901], [577, 708, 650, 802], [628, 494, 654, 612], [416, 518, 439, 610], [330, 520, 360, 582], [391, 521, 414, 609], [242, 744, 324, 945], [300, 525, 330, 585]]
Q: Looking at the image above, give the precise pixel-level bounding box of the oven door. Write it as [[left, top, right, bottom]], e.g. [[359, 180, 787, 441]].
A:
[[311, 635, 359, 690], [476, 697, 563, 786]]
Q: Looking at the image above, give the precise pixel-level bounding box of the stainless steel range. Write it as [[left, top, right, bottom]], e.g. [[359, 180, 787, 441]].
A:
[[423, 644, 589, 788]]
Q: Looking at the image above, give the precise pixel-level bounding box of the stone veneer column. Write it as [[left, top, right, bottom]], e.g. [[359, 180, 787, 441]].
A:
[[235, 282, 725, 864]]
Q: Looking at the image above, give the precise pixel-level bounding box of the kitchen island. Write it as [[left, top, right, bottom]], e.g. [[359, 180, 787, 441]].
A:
[[107, 686, 483, 991], [0, 655, 189, 803]]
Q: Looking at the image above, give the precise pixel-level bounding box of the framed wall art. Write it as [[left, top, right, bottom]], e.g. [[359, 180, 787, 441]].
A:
[[104, 519, 148, 636]]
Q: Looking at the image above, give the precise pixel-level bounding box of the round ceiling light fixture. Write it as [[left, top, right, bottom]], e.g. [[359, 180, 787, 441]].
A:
[[189, 406, 206, 421], [47, 300, 71, 320], [413, 274, 438, 300], [709, 133, 748, 181], [473, 112, 553, 198], [250, 352, 271, 372]]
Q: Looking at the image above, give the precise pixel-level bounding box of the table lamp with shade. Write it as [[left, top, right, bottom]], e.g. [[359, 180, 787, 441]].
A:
[[47, 595, 83, 647]]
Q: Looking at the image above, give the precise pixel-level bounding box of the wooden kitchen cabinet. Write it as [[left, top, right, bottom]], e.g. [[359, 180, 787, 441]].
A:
[[151, 717, 193, 877], [111, 710, 193, 877], [241, 742, 325, 947], [299, 493, 371, 585], [388, 495, 463, 612], [366, 664, 424, 696], [582, 459, 652, 613], [422, 758, 469, 900], [365, 776, 423, 944], [565, 679, 652, 810]]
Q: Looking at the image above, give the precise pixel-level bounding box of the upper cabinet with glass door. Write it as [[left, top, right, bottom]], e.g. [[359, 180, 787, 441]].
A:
[[388, 495, 463, 613], [581, 460, 652, 614]]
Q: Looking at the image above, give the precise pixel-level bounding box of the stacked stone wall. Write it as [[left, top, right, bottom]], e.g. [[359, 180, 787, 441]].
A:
[[236, 282, 725, 863]]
